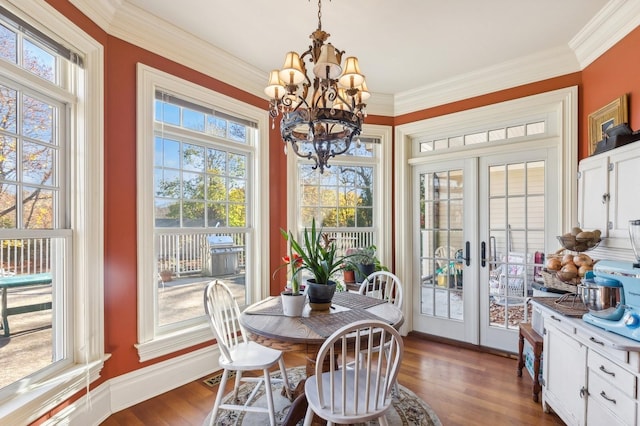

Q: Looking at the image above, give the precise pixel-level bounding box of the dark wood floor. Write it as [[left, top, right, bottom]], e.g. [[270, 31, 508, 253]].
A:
[[101, 333, 565, 425]]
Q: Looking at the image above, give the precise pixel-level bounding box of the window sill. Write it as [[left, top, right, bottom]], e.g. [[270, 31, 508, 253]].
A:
[[135, 323, 211, 362], [0, 356, 108, 425]]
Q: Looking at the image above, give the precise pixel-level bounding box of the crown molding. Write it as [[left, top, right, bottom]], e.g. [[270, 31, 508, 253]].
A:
[[66, 0, 639, 119], [394, 45, 580, 116], [69, 0, 394, 116], [69, 0, 121, 31], [71, 0, 266, 99], [569, 0, 640, 69]]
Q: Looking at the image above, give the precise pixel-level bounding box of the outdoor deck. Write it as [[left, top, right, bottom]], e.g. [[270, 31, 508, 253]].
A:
[[0, 274, 244, 389]]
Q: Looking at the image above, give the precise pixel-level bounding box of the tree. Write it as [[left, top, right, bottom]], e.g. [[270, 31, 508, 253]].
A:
[[0, 34, 57, 229], [154, 141, 247, 228]]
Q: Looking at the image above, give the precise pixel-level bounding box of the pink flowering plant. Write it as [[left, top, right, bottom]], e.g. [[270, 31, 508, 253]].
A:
[[280, 229, 304, 295]]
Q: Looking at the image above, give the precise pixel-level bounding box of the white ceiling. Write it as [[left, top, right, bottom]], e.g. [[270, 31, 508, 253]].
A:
[[123, 0, 609, 96]]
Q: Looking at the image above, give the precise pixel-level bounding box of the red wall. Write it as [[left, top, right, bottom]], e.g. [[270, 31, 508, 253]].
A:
[[581, 27, 640, 160], [37, 0, 640, 420]]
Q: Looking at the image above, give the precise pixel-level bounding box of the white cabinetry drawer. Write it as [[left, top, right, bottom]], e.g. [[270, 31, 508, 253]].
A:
[[588, 370, 637, 425], [577, 327, 628, 363], [588, 393, 635, 426], [588, 350, 636, 398]]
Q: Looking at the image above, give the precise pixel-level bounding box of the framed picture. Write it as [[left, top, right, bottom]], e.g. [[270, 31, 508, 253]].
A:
[[588, 94, 628, 155]]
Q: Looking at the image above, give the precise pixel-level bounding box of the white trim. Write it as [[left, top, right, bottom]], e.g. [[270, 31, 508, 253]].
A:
[[73, 0, 266, 106], [570, 0, 640, 69], [362, 124, 393, 271], [136, 64, 268, 361], [0, 1, 105, 424], [43, 345, 222, 426], [285, 124, 392, 276], [394, 45, 580, 116], [69, 1, 637, 117], [395, 87, 577, 339]]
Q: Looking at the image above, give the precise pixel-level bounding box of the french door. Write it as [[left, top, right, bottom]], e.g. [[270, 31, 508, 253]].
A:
[[412, 158, 479, 344], [413, 148, 555, 352]]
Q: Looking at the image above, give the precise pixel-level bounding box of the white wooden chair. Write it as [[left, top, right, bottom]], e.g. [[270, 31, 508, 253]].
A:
[[303, 319, 404, 425], [358, 271, 403, 308], [204, 281, 291, 426], [489, 252, 529, 305], [357, 271, 403, 392]]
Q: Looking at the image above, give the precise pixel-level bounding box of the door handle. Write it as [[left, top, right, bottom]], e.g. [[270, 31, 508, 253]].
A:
[[465, 241, 470, 266], [481, 241, 486, 267]]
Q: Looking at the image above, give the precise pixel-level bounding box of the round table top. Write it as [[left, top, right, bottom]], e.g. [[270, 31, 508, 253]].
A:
[[239, 291, 404, 348]]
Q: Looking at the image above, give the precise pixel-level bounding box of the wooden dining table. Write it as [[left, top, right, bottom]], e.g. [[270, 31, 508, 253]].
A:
[[239, 291, 404, 425]]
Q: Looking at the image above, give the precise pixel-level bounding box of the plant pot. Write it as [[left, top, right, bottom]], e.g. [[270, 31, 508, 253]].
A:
[[280, 291, 306, 317], [355, 263, 375, 283], [159, 270, 173, 282], [343, 270, 356, 284], [306, 279, 337, 311]]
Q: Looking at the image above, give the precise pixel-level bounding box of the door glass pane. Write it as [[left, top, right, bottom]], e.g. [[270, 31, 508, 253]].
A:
[[420, 169, 464, 320], [488, 161, 544, 330]]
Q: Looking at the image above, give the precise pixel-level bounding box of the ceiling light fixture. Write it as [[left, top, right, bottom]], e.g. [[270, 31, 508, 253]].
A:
[[264, 0, 369, 173]]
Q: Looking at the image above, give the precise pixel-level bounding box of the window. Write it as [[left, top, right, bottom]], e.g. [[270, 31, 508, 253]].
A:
[[288, 127, 392, 268], [418, 120, 546, 153], [0, 3, 103, 425], [137, 64, 269, 361]]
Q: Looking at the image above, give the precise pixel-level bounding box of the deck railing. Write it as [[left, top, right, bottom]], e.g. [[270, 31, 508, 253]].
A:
[[156, 228, 375, 277], [0, 238, 51, 275]]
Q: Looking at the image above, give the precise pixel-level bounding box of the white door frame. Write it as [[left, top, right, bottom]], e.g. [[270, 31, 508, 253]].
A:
[[395, 87, 577, 344]]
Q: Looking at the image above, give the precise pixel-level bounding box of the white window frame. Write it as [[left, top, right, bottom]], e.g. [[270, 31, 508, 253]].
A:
[[0, 1, 104, 424], [286, 124, 393, 268], [136, 64, 269, 362]]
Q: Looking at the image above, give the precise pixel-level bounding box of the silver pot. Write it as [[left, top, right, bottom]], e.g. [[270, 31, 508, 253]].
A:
[[578, 277, 624, 320]]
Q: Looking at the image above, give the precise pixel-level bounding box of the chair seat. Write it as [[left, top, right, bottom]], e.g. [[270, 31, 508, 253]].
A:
[[304, 369, 392, 424], [219, 340, 283, 371]]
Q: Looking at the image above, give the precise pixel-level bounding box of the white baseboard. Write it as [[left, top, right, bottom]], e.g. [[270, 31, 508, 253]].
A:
[[44, 345, 221, 425]]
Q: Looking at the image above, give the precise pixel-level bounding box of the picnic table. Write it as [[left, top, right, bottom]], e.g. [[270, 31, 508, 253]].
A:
[[0, 272, 52, 337]]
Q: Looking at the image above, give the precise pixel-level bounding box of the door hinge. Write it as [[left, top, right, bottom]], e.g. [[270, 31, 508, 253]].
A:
[[540, 377, 546, 387], [577, 171, 582, 180], [608, 163, 614, 172]]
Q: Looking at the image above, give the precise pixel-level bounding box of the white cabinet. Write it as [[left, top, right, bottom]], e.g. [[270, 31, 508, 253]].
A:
[[543, 322, 587, 425], [540, 312, 640, 426], [578, 142, 640, 244]]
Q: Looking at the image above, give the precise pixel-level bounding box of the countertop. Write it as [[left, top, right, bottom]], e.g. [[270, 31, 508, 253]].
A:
[[531, 298, 640, 352]]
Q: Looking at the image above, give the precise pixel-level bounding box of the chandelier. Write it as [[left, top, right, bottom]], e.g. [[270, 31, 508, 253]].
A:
[[264, 0, 369, 173]]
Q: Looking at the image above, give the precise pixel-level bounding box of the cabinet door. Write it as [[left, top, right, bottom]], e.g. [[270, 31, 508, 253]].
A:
[[577, 155, 609, 237], [544, 324, 587, 426], [608, 147, 640, 239]]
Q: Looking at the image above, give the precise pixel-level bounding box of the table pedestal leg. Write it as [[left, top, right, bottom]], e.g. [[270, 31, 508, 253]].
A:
[[281, 344, 329, 426]]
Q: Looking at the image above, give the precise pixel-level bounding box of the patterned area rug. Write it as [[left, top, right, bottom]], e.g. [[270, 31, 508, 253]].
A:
[[204, 366, 442, 425]]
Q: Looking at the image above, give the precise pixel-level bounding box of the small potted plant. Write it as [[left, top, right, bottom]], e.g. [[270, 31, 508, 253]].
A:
[[343, 262, 357, 284], [350, 245, 386, 283], [275, 230, 306, 316]]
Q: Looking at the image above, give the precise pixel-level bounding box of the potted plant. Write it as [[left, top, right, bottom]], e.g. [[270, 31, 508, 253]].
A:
[[285, 218, 349, 310], [350, 245, 387, 283], [343, 262, 357, 284], [275, 230, 306, 316]]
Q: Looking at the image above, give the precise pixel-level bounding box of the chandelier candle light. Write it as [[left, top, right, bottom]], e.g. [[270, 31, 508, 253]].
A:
[[264, 0, 369, 173]]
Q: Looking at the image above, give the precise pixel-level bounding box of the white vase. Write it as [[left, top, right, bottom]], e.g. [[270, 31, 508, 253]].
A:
[[281, 291, 306, 317]]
